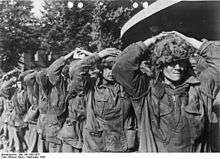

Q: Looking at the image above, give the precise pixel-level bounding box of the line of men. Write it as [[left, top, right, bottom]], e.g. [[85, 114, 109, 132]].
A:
[[0, 47, 137, 153], [0, 31, 219, 152]]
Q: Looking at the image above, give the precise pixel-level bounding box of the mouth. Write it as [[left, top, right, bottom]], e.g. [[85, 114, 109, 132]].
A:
[[173, 72, 180, 74], [107, 75, 114, 80]]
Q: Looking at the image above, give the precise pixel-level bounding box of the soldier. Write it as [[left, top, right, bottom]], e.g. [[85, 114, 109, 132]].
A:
[[57, 59, 88, 152], [112, 32, 220, 152], [70, 48, 137, 152], [57, 92, 86, 152], [35, 69, 51, 152], [8, 74, 30, 152], [45, 50, 77, 152], [0, 76, 17, 152], [0, 95, 4, 151], [23, 70, 40, 152]]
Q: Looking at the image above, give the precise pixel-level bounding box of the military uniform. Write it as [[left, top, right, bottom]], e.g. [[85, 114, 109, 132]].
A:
[[23, 71, 39, 152], [0, 79, 16, 152], [35, 69, 51, 152], [46, 57, 69, 152], [9, 89, 30, 152], [58, 94, 86, 152], [113, 41, 220, 152], [71, 54, 137, 152]]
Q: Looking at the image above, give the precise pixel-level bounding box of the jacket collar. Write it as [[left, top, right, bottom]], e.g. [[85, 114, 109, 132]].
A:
[[152, 76, 200, 98], [96, 77, 116, 88], [185, 76, 200, 85]]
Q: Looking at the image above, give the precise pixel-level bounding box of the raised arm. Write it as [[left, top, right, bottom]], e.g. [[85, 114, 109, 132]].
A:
[[1, 68, 21, 81], [175, 32, 220, 122], [112, 42, 152, 98], [68, 54, 101, 94], [0, 97, 4, 116], [176, 32, 220, 91], [197, 41, 220, 96], [69, 48, 119, 93], [47, 56, 67, 85], [112, 32, 170, 98], [23, 71, 39, 107], [169, 31, 220, 92]]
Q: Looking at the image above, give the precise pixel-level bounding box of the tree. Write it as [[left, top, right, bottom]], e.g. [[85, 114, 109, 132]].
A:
[[0, 0, 41, 72], [0, 0, 157, 71], [89, 0, 148, 51], [39, 0, 150, 59], [40, 0, 95, 61]]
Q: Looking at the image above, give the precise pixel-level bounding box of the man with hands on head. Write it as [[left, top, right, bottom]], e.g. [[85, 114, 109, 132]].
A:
[[112, 31, 220, 152], [44, 49, 84, 152], [70, 48, 137, 152]]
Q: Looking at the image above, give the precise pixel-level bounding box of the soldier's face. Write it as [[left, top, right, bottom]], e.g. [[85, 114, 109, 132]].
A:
[[17, 81, 22, 90], [103, 67, 114, 82], [163, 60, 188, 82], [89, 67, 101, 79], [189, 56, 199, 74]]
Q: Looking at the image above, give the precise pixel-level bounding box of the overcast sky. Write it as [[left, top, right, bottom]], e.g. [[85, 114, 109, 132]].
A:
[[32, 0, 44, 18]]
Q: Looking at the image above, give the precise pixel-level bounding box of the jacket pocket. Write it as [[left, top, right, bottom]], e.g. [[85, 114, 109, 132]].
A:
[[103, 107, 121, 120], [94, 99, 108, 118], [45, 119, 61, 138], [89, 130, 103, 138], [184, 98, 202, 116], [151, 95, 173, 117], [159, 102, 173, 116]]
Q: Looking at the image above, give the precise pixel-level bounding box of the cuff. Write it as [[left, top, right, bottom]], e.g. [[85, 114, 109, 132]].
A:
[[198, 41, 213, 54], [136, 41, 148, 52]]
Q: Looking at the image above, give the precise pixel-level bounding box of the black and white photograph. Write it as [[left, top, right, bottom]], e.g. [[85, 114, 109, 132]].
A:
[[0, 0, 219, 156]]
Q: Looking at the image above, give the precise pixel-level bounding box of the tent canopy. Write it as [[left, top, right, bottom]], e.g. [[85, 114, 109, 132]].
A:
[[121, 0, 220, 48]]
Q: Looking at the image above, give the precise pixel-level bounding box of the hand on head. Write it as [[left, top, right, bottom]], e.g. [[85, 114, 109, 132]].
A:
[[98, 48, 120, 58], [72, 48, 93, 59], [143, 32, 170, 47]]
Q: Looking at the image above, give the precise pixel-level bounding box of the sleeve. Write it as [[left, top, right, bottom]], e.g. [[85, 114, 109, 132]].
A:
[[197, 41, 220, 98], [69, 54, 101, 92], [36, 69, 51, 96], [112, 42, 151, 98], [197, 41, 220, 123], [24, 72, 39, 108], [0, 79, 16, 98], [0, 97, 4, 116], [47, 57, 66, 85], [0, 79, 15, 90], [18, 70, 35, 81]]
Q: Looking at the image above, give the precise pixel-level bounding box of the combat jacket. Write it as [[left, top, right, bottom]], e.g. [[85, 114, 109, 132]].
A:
[[0, 97, 14, 125], [112, 41, 220, 152], [35, 69, 51, 138], [23, 71, 39, 122], [57, 94, 86, 149], [47, 57, 68, 117], [0, 79, 16, 125], [71, 54, 136, 152], [11, 89, 30, 127], [45, 57, 69, 144], [0, 97, 3, 117]]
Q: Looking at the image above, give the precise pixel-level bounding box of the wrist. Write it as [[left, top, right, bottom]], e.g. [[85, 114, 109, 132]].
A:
[[187, 37, 202, 49], [98, 52, 106, 58], [98, 53, 104, 58]]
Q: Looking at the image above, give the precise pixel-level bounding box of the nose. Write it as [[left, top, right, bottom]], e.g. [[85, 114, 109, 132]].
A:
[[90, 68, 100, 76], [190, 57, 197, 65], [174, 64, 180, 69], [93, 68, 100, 73]]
